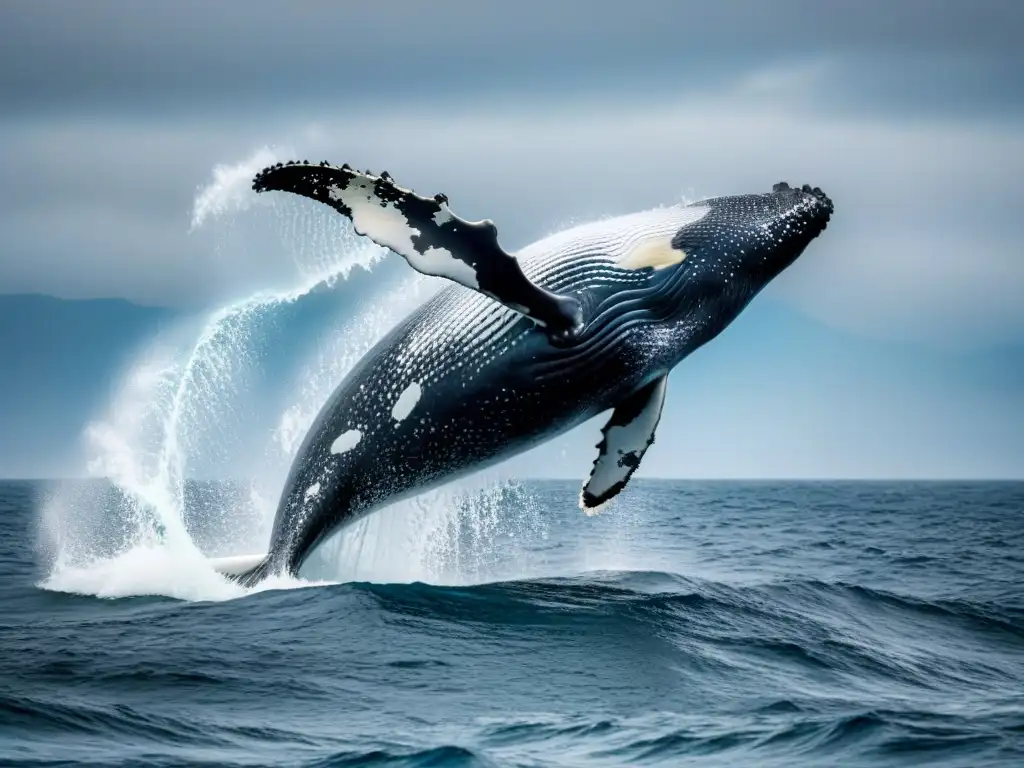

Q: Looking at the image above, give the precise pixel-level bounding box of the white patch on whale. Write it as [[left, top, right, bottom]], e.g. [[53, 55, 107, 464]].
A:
[[330, 428, 362, 454], [582, 377, 668, 510], [618, 238, 688, 270], [392, 381, 423, 422], [328, 182, 479, 289], [304, 482, 321, 500], [432, 205, 453, 226]]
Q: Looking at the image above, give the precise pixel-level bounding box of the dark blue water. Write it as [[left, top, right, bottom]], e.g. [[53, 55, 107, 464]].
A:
[[2, 480, 1022, 766]]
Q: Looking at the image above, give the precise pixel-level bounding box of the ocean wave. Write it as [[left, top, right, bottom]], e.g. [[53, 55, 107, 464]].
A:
[[10, 479, 1024, 767], [343, 570, 1024, 636], [4, 691, 1012, 768], [303, 745, 485, 768], [4, 575, 1022, 767], [0, 692, 230, 747]]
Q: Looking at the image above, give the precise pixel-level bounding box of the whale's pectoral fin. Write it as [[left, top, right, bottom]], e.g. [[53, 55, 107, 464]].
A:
[[580, 376, 668, 514], [252, 162, 584, 343]]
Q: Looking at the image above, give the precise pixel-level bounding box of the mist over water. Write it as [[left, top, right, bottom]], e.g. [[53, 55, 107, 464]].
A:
[[33, 148, 555, 602]]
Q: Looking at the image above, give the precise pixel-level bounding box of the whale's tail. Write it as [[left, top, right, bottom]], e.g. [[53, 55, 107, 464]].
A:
[[208, 553, 273, 587]]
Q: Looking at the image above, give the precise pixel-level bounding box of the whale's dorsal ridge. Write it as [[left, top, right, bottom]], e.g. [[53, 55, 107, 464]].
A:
[[253, 162, 583, 343], [580, 375, 668, 514]]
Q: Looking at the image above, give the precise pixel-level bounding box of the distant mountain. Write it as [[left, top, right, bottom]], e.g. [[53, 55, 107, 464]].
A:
[[0, 294, 177, 478]]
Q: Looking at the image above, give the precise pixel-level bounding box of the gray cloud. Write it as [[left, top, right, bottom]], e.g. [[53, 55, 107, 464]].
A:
[[0, 1, 1022, 348], [3, 80, 1023, 344], [1, 1, 1020, 119]]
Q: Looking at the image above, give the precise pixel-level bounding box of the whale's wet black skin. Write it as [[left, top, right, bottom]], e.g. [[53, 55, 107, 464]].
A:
[[237, 170, 833, 585]]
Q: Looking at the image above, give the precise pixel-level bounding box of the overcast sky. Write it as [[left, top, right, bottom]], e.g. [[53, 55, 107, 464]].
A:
[[1, 1, 1022, 479]]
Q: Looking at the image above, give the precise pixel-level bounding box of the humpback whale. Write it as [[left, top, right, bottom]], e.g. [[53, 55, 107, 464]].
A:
[[220, 162, 833, 586]]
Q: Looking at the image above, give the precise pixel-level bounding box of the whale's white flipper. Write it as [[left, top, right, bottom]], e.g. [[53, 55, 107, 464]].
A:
[[209, 553, 269, 579], [252, 162, 583, 342], [580, 375, 668, 514]]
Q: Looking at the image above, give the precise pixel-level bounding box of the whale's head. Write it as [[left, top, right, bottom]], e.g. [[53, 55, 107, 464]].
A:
[[672, 182, 834, 291], [632, 181, 832, 345]]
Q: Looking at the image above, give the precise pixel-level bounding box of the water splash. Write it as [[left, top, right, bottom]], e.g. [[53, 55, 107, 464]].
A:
[[36, 148, 550, 602], [190, 146, 289, 231], [304, 478, 550, 586]]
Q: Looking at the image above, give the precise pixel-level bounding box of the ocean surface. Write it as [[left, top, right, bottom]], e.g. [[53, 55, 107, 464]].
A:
[[2, 479, 1023, 767]]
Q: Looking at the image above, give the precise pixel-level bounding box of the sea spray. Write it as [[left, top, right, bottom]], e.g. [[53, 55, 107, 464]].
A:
[[190, 146, 289, 231], [304, 478, 549, 586], [36, 148, 550, 601], [37, 147, 385, 598]]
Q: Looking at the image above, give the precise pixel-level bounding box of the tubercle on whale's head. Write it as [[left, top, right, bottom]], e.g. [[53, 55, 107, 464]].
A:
[[671, 182, 834, 293]]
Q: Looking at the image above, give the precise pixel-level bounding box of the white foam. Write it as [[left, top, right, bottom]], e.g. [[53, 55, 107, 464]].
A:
[[36, 474, 547, 602], [40, 543, 334, 603], [42, 544, 243, 601]]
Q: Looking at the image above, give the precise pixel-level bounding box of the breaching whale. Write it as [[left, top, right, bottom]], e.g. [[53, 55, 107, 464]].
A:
[[217, 161, 833, 586]]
